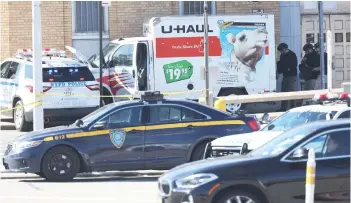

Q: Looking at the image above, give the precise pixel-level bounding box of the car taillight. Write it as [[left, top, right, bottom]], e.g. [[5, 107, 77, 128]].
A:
[[26, 85, 51, 93], [86, 84, 99, 91], [247, 119, 260, 131]]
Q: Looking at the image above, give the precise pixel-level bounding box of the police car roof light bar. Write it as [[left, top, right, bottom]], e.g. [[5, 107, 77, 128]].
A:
[[42, 48, 66, 57], [140, 91, 164, 102], [313, 92, 350, 106]]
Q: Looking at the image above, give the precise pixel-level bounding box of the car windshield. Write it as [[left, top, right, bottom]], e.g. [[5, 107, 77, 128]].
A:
[[260, 110, 334, 132], [90, 43, 119, 68], [249, 125, 318, 157]]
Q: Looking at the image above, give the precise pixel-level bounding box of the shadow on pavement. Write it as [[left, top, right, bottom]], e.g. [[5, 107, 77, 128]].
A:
[[18, 175, 159, 183], [0, 125, 16, 131]]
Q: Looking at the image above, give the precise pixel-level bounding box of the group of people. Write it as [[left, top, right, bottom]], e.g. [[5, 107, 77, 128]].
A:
[[276, 42, 328, 111]]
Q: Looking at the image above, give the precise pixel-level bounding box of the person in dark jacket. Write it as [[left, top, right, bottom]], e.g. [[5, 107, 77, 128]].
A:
[[314, 42, 328, 89], [277, 43, 298, 111], [299, 43, 320, 90]]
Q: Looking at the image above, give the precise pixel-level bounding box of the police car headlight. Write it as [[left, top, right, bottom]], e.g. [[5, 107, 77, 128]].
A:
[[13, 140, 43, 152], [175, 173, 218, 189]]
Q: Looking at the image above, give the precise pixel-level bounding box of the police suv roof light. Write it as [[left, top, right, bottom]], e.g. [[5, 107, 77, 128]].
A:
[[140, 91, 164, 102], [42, 48, 66, 57], [16, 49, 33, 59]]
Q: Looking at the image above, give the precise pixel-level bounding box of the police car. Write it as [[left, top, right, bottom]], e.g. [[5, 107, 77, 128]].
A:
[[203, 92, 351, 159], [0, 48, 100, 131], [2, 92, 259, 181]]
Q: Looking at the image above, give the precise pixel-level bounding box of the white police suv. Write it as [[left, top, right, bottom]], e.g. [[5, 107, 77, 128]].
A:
[[0, 48, 100, 131]]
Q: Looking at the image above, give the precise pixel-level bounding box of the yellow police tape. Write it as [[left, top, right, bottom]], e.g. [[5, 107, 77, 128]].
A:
[[0, 101, 43, 113], [0, 89, 209, 113]]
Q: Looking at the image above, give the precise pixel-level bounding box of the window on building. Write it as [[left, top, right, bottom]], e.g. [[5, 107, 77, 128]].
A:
[[74, 1, 107, 33], [181, 1, 216, 15]]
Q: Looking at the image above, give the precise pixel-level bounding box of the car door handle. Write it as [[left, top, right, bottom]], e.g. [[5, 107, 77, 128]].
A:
[[187, 125, 194, 129], [130, 129, 139, 134]]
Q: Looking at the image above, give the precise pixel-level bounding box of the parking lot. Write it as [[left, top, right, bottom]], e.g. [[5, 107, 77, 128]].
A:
[[0, 119, 161, 203]]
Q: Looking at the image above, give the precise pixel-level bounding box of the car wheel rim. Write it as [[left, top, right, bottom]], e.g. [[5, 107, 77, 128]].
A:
[[225, 195, 256, 203], [14, 106, 23, 129], [49, 154, 73, 176]]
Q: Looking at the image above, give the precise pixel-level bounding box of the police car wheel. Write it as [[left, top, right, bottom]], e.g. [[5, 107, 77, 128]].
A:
[[35, 172, 46, 178], [13, 100, 31, 132], [42, 146, 80, 182], [190, 142, 208, 161], [216, 190, 262, 203]]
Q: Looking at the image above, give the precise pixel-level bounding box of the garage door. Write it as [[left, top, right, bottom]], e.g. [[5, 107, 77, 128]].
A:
[[302, 14, 350, 88]]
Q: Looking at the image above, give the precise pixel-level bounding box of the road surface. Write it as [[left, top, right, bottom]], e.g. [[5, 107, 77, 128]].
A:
[[0, 119, 162, 203]]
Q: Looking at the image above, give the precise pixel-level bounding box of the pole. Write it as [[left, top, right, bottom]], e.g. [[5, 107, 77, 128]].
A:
[[305, 148, 316, 203], [204, 1, 210, 105], [326, 30, 333, 90], [318, 1, 325, 89], [32, 1, 44, 131], [99, 1, 104, 107]]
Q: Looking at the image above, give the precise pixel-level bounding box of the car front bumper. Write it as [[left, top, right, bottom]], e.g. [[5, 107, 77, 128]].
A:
[[2, 145, 42, 173]]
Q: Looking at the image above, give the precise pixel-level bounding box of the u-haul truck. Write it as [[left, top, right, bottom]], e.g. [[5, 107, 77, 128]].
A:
[[70, 14, 278, 112]]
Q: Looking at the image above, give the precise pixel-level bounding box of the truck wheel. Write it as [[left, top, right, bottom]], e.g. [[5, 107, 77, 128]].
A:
[[190, 142, 209, 161], [216, 190, 262, 203], [42, 146, 80, 182], [13, 100, 31, 132], [219, 89, 247, 113]]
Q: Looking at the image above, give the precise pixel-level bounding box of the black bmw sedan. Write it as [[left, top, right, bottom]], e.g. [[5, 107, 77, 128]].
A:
[[158, 119, 350, 203]]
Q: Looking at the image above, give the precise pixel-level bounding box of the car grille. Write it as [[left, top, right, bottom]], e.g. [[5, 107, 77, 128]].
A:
[[159, 180, 171, 196], [211, 148, 243, 158], [4, 144, 13, 156]]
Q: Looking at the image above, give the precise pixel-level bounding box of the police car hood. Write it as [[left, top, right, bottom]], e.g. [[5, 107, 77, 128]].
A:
[[14, 125, 81, 141], [159, 154, 265, 182], [210, 131, 283, 150]]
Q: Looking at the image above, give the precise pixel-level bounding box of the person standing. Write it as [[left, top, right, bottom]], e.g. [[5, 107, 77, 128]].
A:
[[277, 43, 298, 111], [299, 43, 320, 90], [314, 42, 328, 89]]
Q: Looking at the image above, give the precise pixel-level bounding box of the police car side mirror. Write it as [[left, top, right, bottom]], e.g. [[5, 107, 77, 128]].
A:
[[93, 121, 107, 130]]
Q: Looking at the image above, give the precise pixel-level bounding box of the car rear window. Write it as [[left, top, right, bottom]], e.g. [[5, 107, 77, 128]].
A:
[[25, 65, 95, 82]]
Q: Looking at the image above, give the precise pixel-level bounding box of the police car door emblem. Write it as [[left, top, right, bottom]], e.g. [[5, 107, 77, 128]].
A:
[[109, 129, 126, 149]]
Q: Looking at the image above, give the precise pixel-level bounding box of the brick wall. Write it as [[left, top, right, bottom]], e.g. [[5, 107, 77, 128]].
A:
[[109, 1, 179, 40], [0, 1, 72, 61], [0, 2, 10, 61]]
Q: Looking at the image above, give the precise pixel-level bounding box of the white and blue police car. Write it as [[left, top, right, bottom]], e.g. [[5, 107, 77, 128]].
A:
[[0, 48, 100, 131]]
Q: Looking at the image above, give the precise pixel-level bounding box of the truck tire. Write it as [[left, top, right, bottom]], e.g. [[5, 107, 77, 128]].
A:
[[41, 146, 80, 182], [13, 100, 31, 132], [219, 89, 247, 113]]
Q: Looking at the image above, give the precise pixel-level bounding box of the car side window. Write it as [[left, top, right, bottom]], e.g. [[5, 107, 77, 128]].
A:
[[149, 105, 207, 124], [111, 44, 134, 67], [323, 130, 350, 157], [7, 62, 19, 79], [299, 129, 350, 159], [104, 107, 142, 128], [0, 61, 12, 78], [337, 110, 350, 119], [300, 135, 328, 158]]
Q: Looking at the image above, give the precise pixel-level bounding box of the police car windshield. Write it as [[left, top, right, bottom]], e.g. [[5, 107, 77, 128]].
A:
[[90, 43, 119, 68], [260, 110, 333, 132], [249, 125, 317, 157], [25, 65, 95, 82]]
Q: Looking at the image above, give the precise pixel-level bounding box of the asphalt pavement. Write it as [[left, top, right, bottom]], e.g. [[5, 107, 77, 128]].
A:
[[0, 118, 162, 203]]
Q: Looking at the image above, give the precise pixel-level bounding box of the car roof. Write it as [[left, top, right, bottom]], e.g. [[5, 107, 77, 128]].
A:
[[288, 104, 350, 113], [5, 57, 87, 68], [291, 118, 350, 132]]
